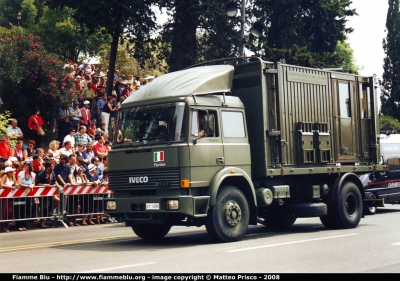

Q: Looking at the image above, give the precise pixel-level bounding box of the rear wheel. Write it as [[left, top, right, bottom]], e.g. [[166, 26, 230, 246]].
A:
[[131, 224, 171, 241], [320, 182, 362, 229], [365, 193, 377, 215], [206, 186, 250, 242]]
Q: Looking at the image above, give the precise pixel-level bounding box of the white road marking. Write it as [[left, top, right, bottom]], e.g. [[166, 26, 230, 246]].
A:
[[80, 262, 157, 273], [392, 242, 400, 245], [227, 233, 359, 252]]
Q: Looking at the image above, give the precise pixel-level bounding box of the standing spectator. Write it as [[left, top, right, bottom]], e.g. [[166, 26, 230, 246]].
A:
[[69, 165, 88, 226], [74, 125, 92, 147], [101, 96, 119, 133], [27, 107, 45, 148], [93, 135, 108, 159], [36, 162, 59, 228], [96, 93, 107, 128], [70, 101, 82, 132], [0, 135, 13, 159], [57, 141, 74, 157], [63, 128, 76, 149], [80, 101, 92, 128], [7, 119, 24, 149], [0, 167, 18, 232], [110, 94, 118, 130], [16, 161, 36, 231], [82, 81, 96, 107], [83, 163, 101, 225], [13, 140, 27, 161], [57, 103, 73, 143], [74, 76, 82, 97]]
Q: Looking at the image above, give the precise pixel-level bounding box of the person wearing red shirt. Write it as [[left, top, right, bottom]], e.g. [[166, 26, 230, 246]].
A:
[[0, 135, 13, 159], [27, 107, 45, 148], [92, 135, 108, 158]]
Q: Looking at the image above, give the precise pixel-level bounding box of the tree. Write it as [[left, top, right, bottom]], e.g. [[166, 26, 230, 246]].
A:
[[380, 0, 400, 120], [380, 115, 400, 132], [0, 27, 75, 132], [251, 0, 356, 68], [47, 0, 160, 96], [335, 37, 359, 74]]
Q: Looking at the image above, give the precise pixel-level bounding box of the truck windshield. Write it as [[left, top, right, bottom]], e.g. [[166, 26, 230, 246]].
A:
[[113, 102, 186, 146]]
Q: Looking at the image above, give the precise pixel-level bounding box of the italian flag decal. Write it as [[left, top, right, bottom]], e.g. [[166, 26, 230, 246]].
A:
[[154, 151, 165, 162]]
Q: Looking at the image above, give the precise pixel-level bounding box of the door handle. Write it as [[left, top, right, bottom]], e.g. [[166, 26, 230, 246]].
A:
[[217, 157, 224, 164]]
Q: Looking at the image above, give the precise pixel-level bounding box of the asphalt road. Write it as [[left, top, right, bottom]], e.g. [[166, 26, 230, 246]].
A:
[[1, 204, 400, 274]]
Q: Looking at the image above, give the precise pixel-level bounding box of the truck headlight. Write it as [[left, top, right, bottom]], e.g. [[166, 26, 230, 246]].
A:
[[166, 200, 179, 210], [106, 201, 116, 211]]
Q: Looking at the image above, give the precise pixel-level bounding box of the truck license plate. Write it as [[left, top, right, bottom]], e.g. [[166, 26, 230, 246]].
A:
[[146, 203, 159, 210]]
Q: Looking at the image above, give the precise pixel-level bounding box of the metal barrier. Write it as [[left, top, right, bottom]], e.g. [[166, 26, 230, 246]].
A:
[[0, 184, 111, 229]]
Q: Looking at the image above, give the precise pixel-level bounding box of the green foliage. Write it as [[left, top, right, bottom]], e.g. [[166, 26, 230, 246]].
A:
[[380, 0, 400, 120], [0, 110, 12, 137], [379, 115, 400, 132], [253, 0, 356, 68], [0, 27, 75, 132], [335, 39, 359, 74]]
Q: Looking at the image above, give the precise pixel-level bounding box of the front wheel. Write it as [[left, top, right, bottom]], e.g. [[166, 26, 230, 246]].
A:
[[131, 224, 171, 241], [206, 186, 250, 242]]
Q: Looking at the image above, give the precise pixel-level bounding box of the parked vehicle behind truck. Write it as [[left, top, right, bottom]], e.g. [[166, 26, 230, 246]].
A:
[[105, 57, 387, 242], [361, 133, 400, 215]]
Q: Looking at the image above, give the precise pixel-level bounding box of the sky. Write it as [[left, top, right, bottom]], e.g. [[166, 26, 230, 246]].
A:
[[346, 0, 388, 78]]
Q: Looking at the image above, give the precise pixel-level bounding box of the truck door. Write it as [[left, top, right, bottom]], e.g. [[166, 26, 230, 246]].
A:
[[334, 80, 359, 162], [190, 109, 224, 187]]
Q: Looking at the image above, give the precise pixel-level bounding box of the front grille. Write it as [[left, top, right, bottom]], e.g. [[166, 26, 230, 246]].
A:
[[109, 168, 180, 189]]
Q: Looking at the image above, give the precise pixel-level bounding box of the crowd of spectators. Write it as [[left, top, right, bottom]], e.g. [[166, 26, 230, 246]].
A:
[[0, 60, 157, 233]]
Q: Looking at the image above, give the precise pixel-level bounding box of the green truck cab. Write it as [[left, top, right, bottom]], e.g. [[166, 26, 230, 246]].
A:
[[105, 57, 387, 242]]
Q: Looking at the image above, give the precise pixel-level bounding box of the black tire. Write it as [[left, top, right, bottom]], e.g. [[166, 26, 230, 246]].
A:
[[205, 186, 250, 242], [365, 193, 377, 215], [320, 182, 362, 229], [262, 206, 297, 228], [131, 224, 171, 241], [288, 203, 327, 217]]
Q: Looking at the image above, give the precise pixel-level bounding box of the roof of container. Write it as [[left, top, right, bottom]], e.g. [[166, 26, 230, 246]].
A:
[[123, 65, 234, 104]]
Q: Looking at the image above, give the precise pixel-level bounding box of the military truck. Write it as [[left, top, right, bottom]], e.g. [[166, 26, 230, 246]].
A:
[[105, 57, 387, 242]]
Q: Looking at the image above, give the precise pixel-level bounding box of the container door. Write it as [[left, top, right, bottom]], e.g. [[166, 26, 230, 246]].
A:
[[334, 80, 359, 162]]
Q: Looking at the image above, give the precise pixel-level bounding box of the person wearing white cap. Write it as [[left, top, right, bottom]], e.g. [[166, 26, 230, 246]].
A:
[[0, 166, 18, 232], [80, 100, 92, 128], [81, 163, 101, 225]]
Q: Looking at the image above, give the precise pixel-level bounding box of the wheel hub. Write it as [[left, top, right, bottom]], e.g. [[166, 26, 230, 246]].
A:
[[224, 201, 242, 227]]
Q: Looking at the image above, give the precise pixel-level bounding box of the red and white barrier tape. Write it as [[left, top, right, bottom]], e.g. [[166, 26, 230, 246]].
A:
[[0, 184, 109, 198], [0, 186, 59, 198]]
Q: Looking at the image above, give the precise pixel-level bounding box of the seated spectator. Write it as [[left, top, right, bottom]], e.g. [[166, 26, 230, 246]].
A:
[[32, 154, 42, 174], [26, 140, 37, 158], [47, 140, 61, 163], [13, 140, 27, 161]]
